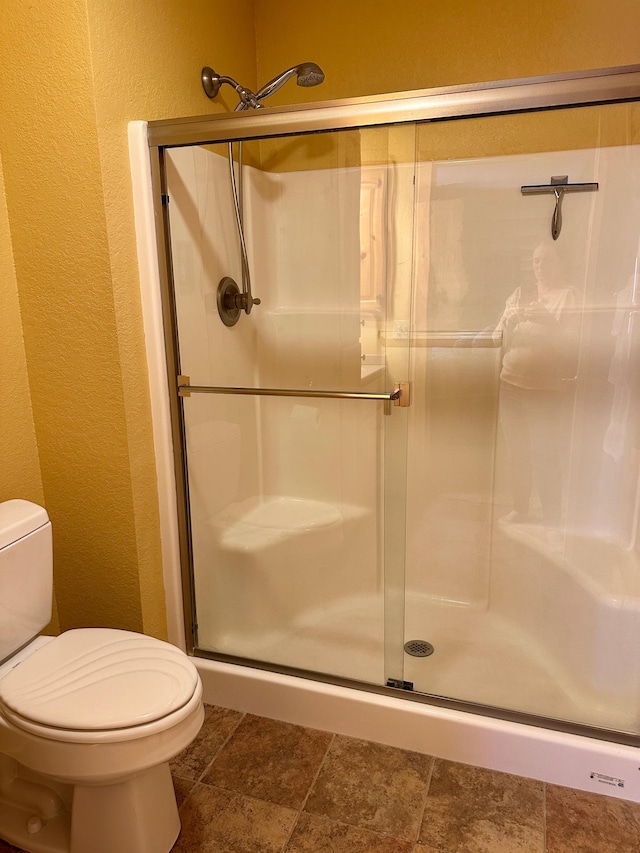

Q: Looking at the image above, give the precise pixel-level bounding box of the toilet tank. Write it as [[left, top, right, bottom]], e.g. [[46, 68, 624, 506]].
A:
[[0, 500, 52, 664]]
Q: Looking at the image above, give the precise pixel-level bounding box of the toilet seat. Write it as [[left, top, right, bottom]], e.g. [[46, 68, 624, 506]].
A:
[[0, 628, 200, 743]]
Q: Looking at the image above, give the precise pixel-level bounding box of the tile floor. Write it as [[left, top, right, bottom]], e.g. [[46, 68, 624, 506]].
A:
[[1, 703, 640, 852]]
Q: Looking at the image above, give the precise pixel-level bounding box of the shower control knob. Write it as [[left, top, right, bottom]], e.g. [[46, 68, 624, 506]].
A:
[[243, 294, 261, 313], [216, 277, 261, 324]]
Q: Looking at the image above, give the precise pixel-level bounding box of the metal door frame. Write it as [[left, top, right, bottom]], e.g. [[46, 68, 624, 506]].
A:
[[146, 64, 640, 746]]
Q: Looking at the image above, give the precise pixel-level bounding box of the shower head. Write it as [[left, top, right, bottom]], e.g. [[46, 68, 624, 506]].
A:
[[201, 62, 325, 109], [254, 62, 325, 102], [296, 62, 326, 87]]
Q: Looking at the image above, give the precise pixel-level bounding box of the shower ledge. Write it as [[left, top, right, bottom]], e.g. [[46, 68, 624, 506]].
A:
[[361, 364, 385, 382], [211, 496, 369, 554], [501, 523, 640, 607]]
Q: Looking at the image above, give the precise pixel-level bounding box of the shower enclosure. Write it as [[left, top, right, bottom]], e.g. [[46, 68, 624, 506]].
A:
[[146, 65, 640, 746]]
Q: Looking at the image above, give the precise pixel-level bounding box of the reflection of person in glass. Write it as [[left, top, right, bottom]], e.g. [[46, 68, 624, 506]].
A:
[[494, 243, 580, 534]]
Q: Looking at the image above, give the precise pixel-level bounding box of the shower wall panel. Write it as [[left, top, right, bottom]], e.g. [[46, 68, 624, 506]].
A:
[[404, 137, 640, 732], [248, 163, 382, 507], [166, 147, 261, 652]]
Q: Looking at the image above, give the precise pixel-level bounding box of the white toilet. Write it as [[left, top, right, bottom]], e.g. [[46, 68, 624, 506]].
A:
[[0, 500, 204, 853]]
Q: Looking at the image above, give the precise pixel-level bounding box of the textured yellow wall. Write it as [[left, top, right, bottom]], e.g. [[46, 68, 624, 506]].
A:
[[255, 0, 640, 103], [0, 0, 147, 634], [0, 157, 60, 635], [0, 158, 43, 506], [248, 2, 640, 171], [0, 0, 255, 638]]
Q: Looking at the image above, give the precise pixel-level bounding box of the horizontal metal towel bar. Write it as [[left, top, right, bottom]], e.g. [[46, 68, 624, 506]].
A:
[[177, 377, 410, 406], [381, 330, 502, 348]]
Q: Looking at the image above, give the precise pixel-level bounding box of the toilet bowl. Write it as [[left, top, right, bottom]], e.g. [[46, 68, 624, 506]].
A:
[[0, 501, 205, 853]]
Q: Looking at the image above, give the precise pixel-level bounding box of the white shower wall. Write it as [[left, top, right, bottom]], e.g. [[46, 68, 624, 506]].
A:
[[247, 164, 364, 504], [407, 143, 640, 605], [165, 146, 260, 505]]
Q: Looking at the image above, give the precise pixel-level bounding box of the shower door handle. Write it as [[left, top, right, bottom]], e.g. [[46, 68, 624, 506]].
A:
[[177, 377, 410, 407]]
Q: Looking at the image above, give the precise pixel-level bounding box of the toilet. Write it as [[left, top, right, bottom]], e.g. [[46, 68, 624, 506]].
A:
[[0, 499, 204, 853]]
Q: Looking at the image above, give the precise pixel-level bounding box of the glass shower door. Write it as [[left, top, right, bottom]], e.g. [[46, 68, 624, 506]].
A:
[[149, 65, 640, 742], [403, 101, 640, 738], [163, 124, 414, 687]]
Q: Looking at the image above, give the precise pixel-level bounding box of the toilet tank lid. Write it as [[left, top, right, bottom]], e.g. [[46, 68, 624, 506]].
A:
[[0, 501, 49, 551]]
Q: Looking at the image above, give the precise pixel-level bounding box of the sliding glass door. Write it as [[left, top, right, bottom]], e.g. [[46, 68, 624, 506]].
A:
[[163, 125, 413, 687], [150, 65, 640, 741]]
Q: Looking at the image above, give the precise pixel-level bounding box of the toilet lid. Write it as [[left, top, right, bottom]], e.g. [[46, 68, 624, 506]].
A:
[[0, 629, 199, 732]]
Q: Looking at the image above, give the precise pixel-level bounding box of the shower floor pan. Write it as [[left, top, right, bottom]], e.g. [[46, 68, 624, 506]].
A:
[[203, 589, 638, 737], [202, 519, 640, 739]]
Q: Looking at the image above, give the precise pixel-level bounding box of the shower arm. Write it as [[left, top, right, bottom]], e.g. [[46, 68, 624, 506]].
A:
[[253, 68, 299, 102]]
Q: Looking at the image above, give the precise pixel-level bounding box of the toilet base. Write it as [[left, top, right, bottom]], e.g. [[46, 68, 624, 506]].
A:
[[0, 789, 70, 853], [0, 761, 180, 853], [71, 762, 179, 853]]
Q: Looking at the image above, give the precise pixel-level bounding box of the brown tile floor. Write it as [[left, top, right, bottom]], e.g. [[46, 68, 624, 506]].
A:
[[169, 704, 640, 853], [1, 704, 640, 852]]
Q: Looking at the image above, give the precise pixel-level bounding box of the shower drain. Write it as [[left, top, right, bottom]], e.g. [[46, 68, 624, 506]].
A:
[[404, 639, 435, 657]]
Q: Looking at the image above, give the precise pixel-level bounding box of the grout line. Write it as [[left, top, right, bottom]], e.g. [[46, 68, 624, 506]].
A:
[[278, 810, 304, 853], [412, 754, 437, 846], [277, 732, 338, 850], [193, 707, 247, 784], [175, 778, 198, 813], [298, 732, 336, 815], [542, 781, 548, 852], [171, 707, 247, 787]]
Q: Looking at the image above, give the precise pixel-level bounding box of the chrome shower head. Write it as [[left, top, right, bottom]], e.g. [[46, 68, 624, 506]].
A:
[[295, 62, 325, 88], [201, 62, 325, 110]]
